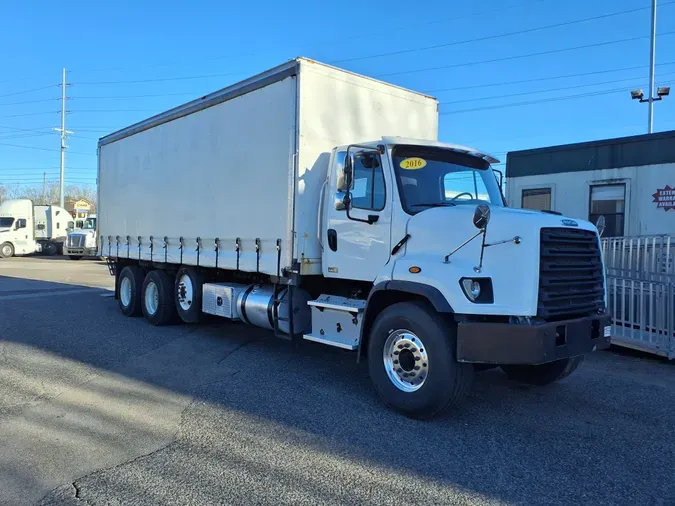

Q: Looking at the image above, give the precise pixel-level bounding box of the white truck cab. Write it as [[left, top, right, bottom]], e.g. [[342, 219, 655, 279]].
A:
[[64, 214, 98, 260], [0, 199, 72, 257]]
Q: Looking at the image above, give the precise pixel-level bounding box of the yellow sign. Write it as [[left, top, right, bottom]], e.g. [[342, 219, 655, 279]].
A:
[[400, 157, 427, 170]]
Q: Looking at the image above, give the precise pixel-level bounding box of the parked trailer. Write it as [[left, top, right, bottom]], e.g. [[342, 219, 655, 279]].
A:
[[99, 58, 611, 418]]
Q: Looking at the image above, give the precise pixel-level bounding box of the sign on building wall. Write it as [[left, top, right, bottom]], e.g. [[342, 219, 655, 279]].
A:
[[653, 185, 675, 211]]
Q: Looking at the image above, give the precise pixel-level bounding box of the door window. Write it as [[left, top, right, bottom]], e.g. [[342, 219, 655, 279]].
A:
[[351, 153, 386, 211]]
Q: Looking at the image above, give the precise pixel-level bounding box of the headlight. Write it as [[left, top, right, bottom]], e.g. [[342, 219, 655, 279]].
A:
[[459, 277, 493, 303]]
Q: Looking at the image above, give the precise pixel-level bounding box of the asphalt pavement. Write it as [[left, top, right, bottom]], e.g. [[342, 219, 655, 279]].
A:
[[0, 256, 674, 506]]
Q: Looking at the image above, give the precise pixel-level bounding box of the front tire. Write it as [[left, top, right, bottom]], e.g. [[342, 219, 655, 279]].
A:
[[118, 265, 144, 317], [174, 266, 203, 323], [367, 301, 473, 419], [0, 242, 14, 258], [142, 270, 177, 325], [501, 356, 584, 386]]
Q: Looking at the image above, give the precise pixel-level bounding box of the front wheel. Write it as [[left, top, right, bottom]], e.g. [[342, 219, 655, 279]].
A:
[[0, 242, 14, 258], [367, 301, 473, 419], [501, 356, 584, 386]]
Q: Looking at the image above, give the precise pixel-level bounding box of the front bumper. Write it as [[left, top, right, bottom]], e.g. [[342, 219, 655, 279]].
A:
[[456, 314, 611, 365], [64, 246, 98, 257]]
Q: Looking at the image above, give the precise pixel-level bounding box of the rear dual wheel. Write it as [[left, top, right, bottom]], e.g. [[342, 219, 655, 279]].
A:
[[141, 270, 177, 326]]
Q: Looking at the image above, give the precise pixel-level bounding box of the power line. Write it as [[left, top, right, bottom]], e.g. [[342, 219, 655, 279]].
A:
[[0, 111, 59, 119], [332, 3, 673, 64], [440, 85, 636, 115], [70, 0, 554, 75], [0, 84, 58, 99], [0, 97, 59, 106], [425, 61, 675, 93], [378, 30, 675, 78], [440, 70, 675, 105], [0, 142, 93, 156]]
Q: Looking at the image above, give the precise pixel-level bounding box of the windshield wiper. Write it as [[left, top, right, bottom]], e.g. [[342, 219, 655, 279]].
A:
[[409, 202, 456, 208]]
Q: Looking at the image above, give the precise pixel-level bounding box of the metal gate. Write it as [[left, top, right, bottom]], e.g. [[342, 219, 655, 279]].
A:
[[602, 235, 675, 359]]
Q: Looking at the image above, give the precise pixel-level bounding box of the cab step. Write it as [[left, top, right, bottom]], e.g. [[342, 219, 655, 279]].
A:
[[303, 294, 367, 350]]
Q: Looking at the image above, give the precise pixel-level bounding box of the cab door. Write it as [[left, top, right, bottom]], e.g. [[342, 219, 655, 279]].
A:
[[323, 149, 392, 281]]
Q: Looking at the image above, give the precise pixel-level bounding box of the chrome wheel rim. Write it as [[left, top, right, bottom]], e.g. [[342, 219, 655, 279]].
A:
[[383, 329, 429, 392], [120, 277, 132, 307], [176, 273, 193, 311], [145, 281, 159, 315]]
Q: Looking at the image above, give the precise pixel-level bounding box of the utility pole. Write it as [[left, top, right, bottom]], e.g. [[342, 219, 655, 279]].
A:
[[54, 68, 72, 208], [42, 172, 47, 204], [648, 0, 657, 133]]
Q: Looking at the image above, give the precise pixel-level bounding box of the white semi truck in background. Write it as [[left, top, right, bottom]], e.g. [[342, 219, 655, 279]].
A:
[[0, 199, 73, 258], [99, 58, 610, 418], [64, 214, 98, 260]]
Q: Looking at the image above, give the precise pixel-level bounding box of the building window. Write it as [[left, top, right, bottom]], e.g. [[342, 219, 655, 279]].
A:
[[589, 184, 625, 237], [522, 188, 551, 211]]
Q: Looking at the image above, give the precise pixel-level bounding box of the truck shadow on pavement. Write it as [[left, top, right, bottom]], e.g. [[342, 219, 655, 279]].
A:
[[1, 275, 674, 506]]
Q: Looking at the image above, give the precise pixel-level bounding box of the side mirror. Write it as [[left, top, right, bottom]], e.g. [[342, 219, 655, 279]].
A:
[[334, 192, 350, 211], [595, 215, 606, 237], [473, 204, 491, 230]]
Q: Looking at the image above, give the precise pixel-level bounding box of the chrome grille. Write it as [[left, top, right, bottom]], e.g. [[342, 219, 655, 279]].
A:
[[68, 235, 86, 248]]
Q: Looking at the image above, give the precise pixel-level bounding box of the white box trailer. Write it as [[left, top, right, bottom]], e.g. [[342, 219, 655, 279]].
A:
[[100, 58, 611, 419], [99, 58, 438, 276]]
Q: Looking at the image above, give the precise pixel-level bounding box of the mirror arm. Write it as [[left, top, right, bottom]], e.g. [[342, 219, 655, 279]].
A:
[[443, 229, 484, 263]]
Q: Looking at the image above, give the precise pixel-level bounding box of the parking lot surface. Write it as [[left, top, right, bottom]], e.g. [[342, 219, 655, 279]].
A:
[[0, 256, 674, 506]]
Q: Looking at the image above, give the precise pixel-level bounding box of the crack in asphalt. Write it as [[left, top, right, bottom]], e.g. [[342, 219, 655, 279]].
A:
[[37, 335, 262, 505]]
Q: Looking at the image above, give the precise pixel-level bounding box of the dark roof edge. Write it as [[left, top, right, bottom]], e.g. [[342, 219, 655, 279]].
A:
[[507, 129, 675, 158]]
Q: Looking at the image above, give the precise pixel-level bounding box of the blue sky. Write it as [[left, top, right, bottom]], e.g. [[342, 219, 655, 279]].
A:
[[0, 0, 673, 190]]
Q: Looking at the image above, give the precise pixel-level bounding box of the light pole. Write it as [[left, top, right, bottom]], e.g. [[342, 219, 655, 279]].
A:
[[630, 0, 670, 133]]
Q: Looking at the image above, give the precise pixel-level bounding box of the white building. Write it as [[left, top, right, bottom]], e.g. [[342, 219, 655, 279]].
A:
[[505, 130, 675, 237]]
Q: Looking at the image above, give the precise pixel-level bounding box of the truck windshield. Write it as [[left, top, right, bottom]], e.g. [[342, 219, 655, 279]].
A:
[[392, 146, 503, 215], [83, 217, 96, 230], [0, 217, 15, 228]]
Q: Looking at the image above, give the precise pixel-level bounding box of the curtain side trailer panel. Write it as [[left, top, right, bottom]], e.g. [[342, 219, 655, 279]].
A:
[[98, 58, 438, 277]]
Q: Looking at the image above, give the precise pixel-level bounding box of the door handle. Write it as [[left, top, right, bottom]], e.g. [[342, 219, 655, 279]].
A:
[[327, 229, 338, 252]]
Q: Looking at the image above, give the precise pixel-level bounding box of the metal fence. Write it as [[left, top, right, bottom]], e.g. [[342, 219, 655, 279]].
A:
[[601, 235, 675, 359]]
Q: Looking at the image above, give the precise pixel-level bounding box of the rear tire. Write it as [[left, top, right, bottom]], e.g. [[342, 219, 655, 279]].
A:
[[142, 270, 177, 326], [118, 265, 144, 317], [367, 301, 473, 419], [501, 356, 583, 386], [69, 255, 83, 260], [0, 242, 14, 258], [174, 266, 203, 323], [42, 242, 57, 256]]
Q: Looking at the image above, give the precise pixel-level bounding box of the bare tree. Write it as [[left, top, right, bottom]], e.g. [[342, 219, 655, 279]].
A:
[[0, 183, 95, 207]]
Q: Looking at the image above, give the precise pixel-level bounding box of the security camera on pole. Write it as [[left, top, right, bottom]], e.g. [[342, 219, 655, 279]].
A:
[[630, 0, 670, 133]]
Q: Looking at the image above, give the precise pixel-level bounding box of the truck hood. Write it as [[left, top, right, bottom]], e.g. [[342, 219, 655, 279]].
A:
[[69, 230, 96, 238], [396, 204, 600, 316]]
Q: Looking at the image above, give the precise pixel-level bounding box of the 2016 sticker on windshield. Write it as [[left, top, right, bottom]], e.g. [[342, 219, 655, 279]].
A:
[[400, 157, 427, 170]]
